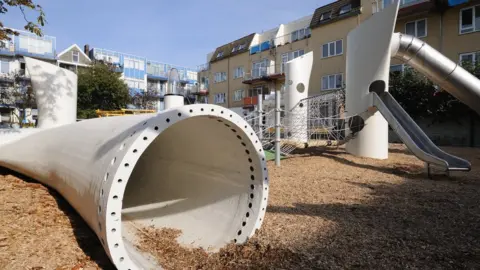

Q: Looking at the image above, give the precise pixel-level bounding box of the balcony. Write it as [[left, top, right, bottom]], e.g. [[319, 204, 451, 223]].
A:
[[398, 0, 430, 8], [273, 28, 312, 48], [242, 65, 285, 84], [243, 96, 258, 107], [147, 71, 169, 81], [249, 41, 272, 55], [382, 0, 435, 17], [184, 84, 207, 96], [197, 63, 210, 72]]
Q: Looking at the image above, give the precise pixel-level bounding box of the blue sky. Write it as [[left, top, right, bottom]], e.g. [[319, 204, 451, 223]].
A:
[[3, 0, 333, 68]]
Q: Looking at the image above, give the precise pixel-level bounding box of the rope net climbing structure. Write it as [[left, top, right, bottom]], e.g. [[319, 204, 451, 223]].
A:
[[244, 89, 366, 156]]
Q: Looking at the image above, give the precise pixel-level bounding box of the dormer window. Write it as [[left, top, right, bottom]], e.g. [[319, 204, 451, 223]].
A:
[[339, 4, 352, 15], [320, 10, 332, 21], [217, 51, 224, 58], [232, 43, 246, 53]]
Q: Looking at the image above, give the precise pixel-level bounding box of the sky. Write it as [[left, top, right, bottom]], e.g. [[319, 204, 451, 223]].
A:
[[2, 0, 334, 69]]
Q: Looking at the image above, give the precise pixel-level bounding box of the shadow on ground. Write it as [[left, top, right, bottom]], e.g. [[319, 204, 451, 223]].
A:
[[0, 167, 114, 269], [267, 176, 480, 269], [291, 146, 429, 179]]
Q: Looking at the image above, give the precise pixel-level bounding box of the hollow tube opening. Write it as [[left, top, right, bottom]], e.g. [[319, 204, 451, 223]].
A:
[[117, 115, 266, 268]]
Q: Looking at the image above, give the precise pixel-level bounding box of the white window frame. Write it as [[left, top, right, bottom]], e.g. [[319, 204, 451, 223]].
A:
[[214, 72, 227, 83], [233, 89, 245, 101], [281, 49, 305, 73], [339, 3, 352, 15], [459, 4, 480, 34], [321, 73, 344, 90], [405, 18, 427, 38], [321, 39, 343, 58], [252, 59, 269, 78], [214, 93, 226, 104], [459, 51, 480, 66], [0, 59, 10, 74], [320, 10, 332, 21], [234, 66, 244, 79], [72, 51, 79, 63], [291, 27, 310, 42]]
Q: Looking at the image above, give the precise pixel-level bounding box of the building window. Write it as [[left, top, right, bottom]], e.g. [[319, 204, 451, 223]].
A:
[[322, 40, 343, 58], [124, 57, 145, 71], [459, 51, 480, 66], [339, 4, 352, 15], [234, 66, 244, 79], [291, 27, 311, 42], [282, 49, 305, 73], [72, 51, 79, 63], [390, 64, 405, 74], [252, 59, 269, 78], [232, 43, 247, 53], [320, 11, 332, 21], [200, 77, 210, 89], [321, 73, 343, 90], [460, 5, 480, 34], [214, 93, 226, 104], [405, 19, 427, 38], [0, 59, 9, 74], [233, 89, 245, 101], [217, 51, 224, 58], [214, 72, 227, 83]]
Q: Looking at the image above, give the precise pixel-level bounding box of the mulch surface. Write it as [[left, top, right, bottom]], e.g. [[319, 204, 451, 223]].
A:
[[1, 144, 479, 269]]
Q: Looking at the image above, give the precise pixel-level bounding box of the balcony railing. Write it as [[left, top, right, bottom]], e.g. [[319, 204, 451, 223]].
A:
[[243, 64, 285, 83], [272, 28, 312, 47], [197, 63, 210, 72], [383, 0, 430, 9], [243, 96, 258, 107], [186, 84, 208, 95]]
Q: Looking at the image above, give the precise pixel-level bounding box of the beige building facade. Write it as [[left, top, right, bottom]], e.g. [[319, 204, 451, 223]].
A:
[[197, 0, 480, 112]]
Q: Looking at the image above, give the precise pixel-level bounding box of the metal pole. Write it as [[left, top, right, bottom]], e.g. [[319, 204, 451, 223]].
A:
[[275, 89, 281, 166], [257, 93, 263, 141]]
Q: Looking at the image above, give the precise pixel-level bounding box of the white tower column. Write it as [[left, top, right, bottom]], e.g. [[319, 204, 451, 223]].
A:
[[284, 52, 313, 144], [345, 1, 400, 159]]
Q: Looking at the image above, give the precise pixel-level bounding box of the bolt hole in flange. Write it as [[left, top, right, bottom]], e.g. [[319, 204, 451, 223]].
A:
[[116, 106, 267, 268]]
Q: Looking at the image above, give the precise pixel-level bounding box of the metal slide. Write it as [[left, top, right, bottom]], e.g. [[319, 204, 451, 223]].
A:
[[372, 91, 471, 171], [391, 33, 480, 116], [380, 32, 480, 171]]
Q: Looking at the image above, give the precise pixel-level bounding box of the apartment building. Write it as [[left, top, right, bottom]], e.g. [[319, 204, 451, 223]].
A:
[[0, 29, 57, 79], [0, 29, 57, 124], [390, 0, 480, 71], [86, 46, 198, 104], [197, 0, 480, 113]]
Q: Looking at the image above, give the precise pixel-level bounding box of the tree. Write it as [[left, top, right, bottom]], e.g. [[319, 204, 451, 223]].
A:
[[77, 63, 130, 119], [0, 0, 46, 43], [389, 61, 480, 123], [389, 61, 480, 146], [0, 69, 36, 127], [130, 85, 160, 110]]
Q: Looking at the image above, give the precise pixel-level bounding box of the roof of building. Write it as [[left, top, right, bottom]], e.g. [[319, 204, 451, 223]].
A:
[[310, 0, 361, 29], [210, 33, 256, 63], [57, 44, 91, 62]]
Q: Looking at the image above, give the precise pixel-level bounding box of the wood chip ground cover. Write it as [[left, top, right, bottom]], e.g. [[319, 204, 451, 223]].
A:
[[0, 144, 479, 269]]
